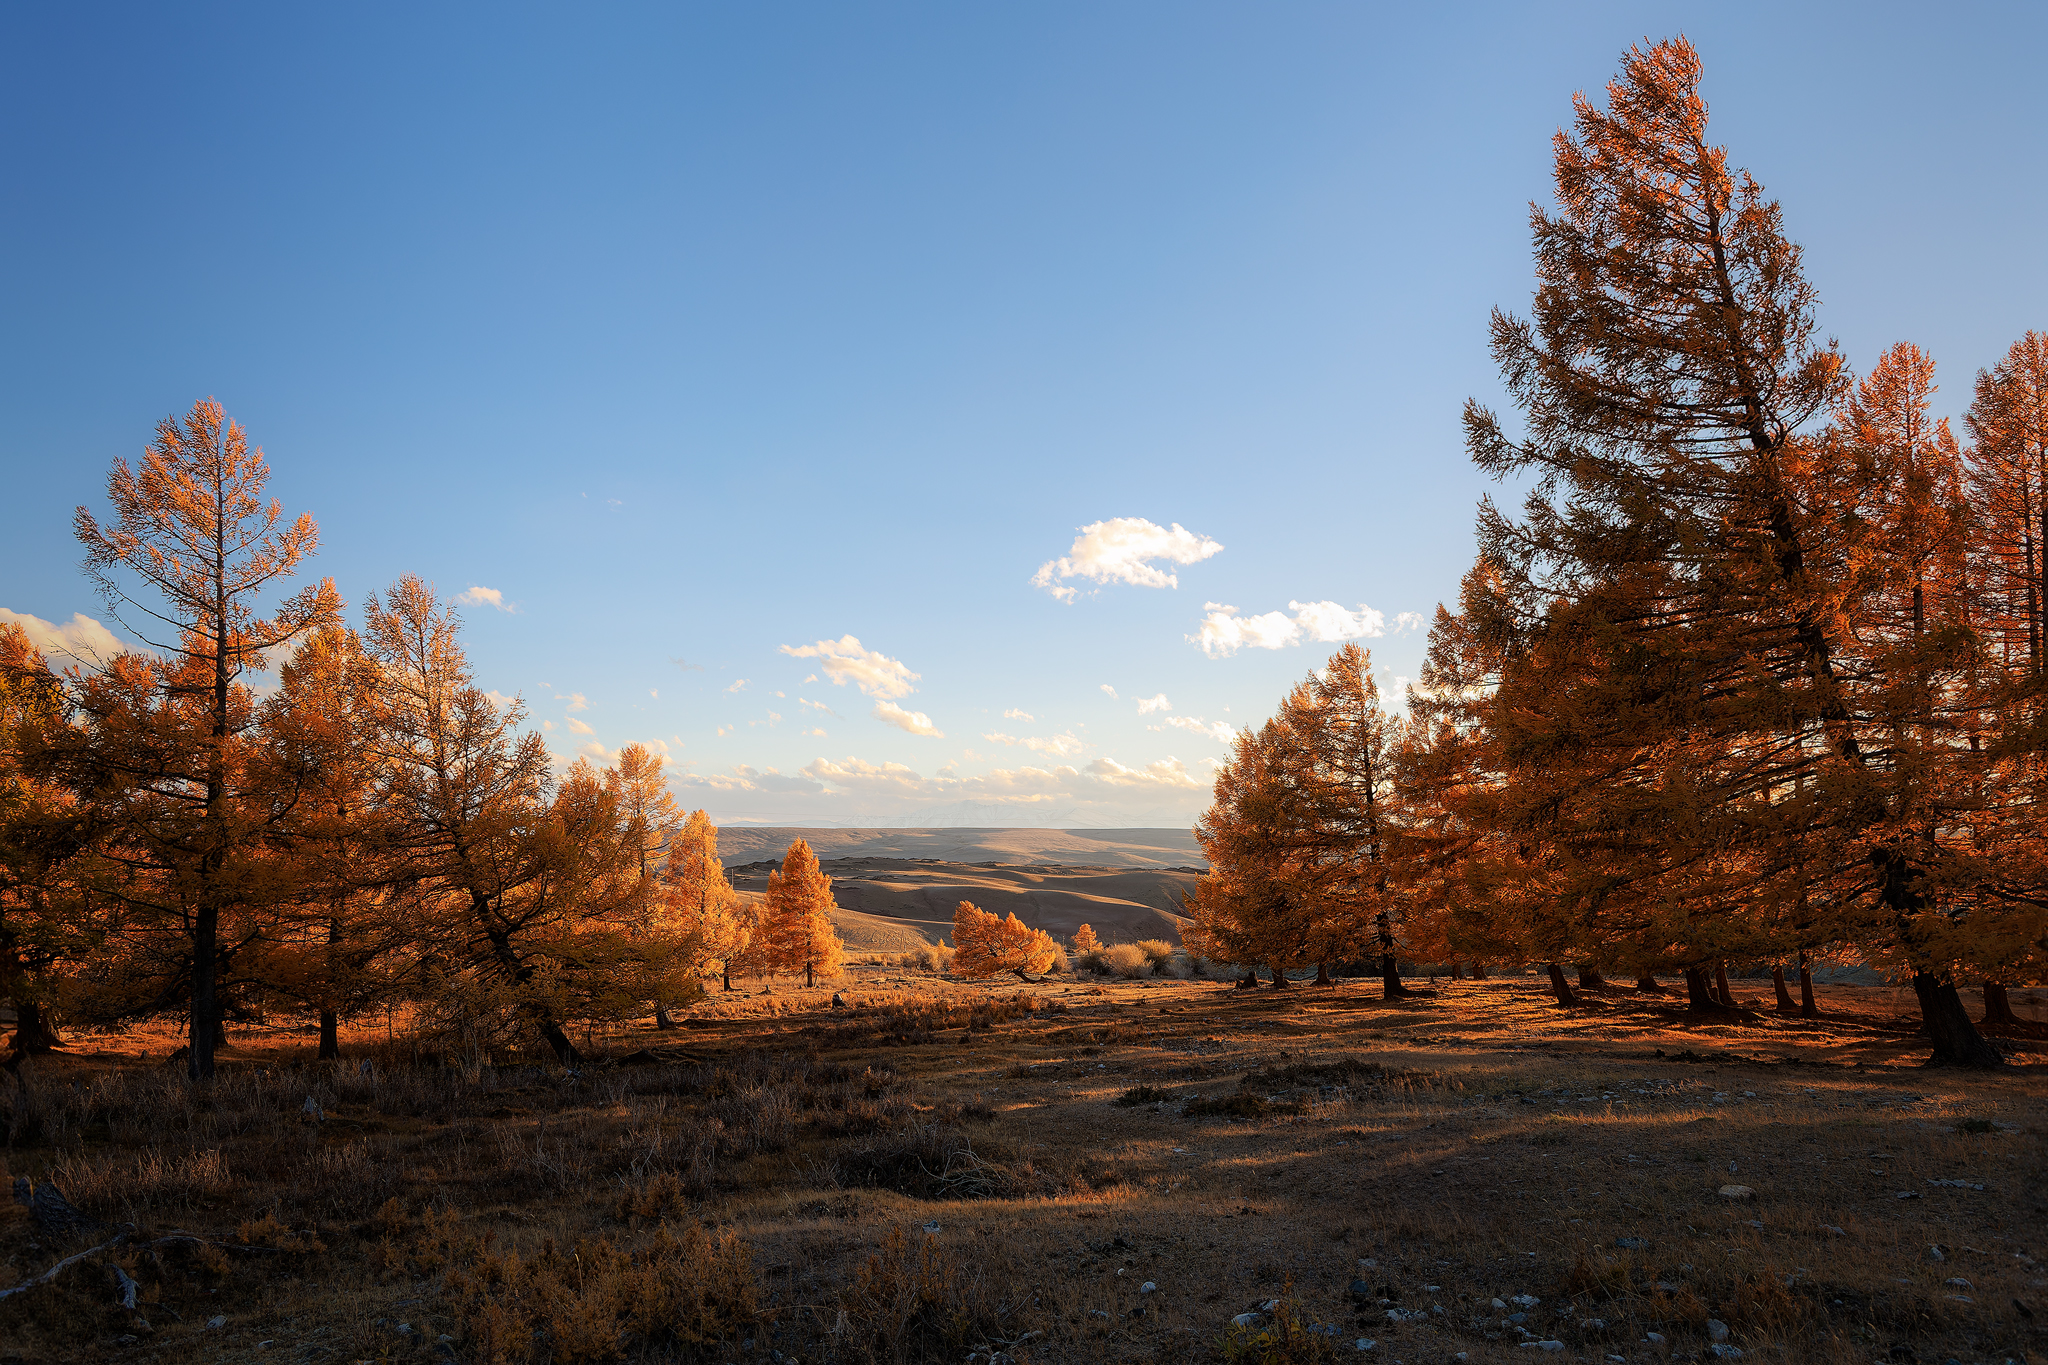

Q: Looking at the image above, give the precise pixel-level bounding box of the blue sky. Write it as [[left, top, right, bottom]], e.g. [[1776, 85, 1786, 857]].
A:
[[4, 4, 2045, 826]]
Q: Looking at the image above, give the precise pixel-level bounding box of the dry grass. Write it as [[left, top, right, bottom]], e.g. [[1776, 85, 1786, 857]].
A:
[[0, 971, 2042, 1364]]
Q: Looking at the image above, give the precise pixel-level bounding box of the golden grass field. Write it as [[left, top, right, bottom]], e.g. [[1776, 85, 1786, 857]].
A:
[[2, 968, 2043, 1365]]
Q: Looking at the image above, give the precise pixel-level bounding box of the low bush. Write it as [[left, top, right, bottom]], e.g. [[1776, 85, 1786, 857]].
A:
[[896, 942, 957, 974], [1113, 1084, 1174, 1106], [1098, 944, 1150, 978], [832, 1125, 1041, 1200]]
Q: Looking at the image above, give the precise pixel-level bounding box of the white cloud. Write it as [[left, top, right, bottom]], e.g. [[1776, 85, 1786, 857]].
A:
[[577, 740, 613, 763], [566, 717, 594, 735], [1191, 599, 1394, 657], [981, 730, 1085, 757], [715, 724, 734, 737], [779, 636, 919, 699], [1135, 693, 1171, 714], [556, 691, 589, 711], [650, 688, 658, 699], [543, 720, 556, 732], [1032, 517, 1223, 600], [725, 679, 748, 694], [1151, 715, 1237, 743], [1099, 684, 1118, 700], [484, 689, 517, 711], [1003, 708, 1034, 721], [455, 585, 513, 612], [874, 700, 944, 737], [1394, 611, 1427, 634], [0, 607, 133, 668], [805, 726, 827, 737], [1084, 756, 1200, 789], [799, 697, 842, 717]]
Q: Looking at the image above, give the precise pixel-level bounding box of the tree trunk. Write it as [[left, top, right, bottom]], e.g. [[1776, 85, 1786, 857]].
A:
[[1235, 970, 1258, 989], [1912, 972, 2003, 1069], [6, 999, 61, 1054], [1269, 963, 1290, 989], [537, 1015, 581, 1066], [1685, 967, 1716, 1011], [1313, 961, 1333, 986], [1545, 963, 1577, 1006], [654, 1002, 677, 1030], [1798, 955, 1817, 1019], [189, 902, 220, 1082], [1634, 974, 1662, 993], [1577, 966, 1605, 990], [806, 961, 816, 988], [1713, 960, 1736, 1007], [1470, 960, 1488, 980], [1448, 961, 1463, 980], [1980, 981, 2025, 1031], [1380, 953, 1409, 998], [317, 1007, 339, 1061], [1771, 966, 1796, 1013], [722, 966, 734, 991]]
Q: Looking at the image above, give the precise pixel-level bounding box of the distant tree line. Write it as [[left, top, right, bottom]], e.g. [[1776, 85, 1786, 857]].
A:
[[0, 401, 843, 1079], [1186, 38, 2046, 1070]]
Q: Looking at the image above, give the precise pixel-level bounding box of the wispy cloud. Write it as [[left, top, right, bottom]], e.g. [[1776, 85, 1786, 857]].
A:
[[725, 679, 749, 694], [1003, 708, 1034, 721], [981, 730, 1084, 756], [1191, 599, 1393, 657], [1084, 756, 1200, 789], [1151, 715, 1236, 743], [874, 700, 944, 737], [779, 635, 919, 699], [1032, 517, 1223, 601], [799, 697, 841, 718], [669, 656, 705, 671], [455, 585, 514, 612], [1135, 693, 1171, 714], [556, 691, 589, 711], [566, 717, 594, 735], [1099, 683, 1118, 700], [1393, 611, 1427, 633]]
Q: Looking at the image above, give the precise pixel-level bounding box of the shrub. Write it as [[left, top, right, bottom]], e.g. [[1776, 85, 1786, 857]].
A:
[[952, 901, 1058, 980], [896, 942, 957, 974], [1134, 938, 1176, 964], [1098, 944, 1150, 978], [1161, 953, 1196, 979]]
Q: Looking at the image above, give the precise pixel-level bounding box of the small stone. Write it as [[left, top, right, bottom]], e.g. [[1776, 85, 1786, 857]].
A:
[[1350, 1279, 1374, 1298], [1820, 1224, 1845, 1236], [831, 993, 845, 1008], [302, 1096, 323, 1121], [1508, 1313, 1528, 1324], [1141, 1281, 1157, 1294], [1707, 1318, 1730, 1341], [1355, 1340, 1377, 1353], [1645, 1332, 1667, 1344], [1519, 1343, 1565, 1352], [1358, 1258, 1377, 1269], [923, 1220, 941, 1234], [1584, 1318, 1605, 1329], [1491, 1297, 1507, 1309], [1231, 1313, 1259, 1328], [1511, 1294, 1541, 1307], [1928, 1244, 1945, 1261], [1944, 1278, 1971, 1289], [1616, 1236, 1649, 1250], [1709, 1347, 1743, 1360], [206, 1316, 227, 1329], [1718, 1184, 1755, 1200]]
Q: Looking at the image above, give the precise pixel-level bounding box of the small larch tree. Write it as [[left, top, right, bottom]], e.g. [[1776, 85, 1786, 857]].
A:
[[761, 838, 844, 986], [952, 900, 1057, 980]]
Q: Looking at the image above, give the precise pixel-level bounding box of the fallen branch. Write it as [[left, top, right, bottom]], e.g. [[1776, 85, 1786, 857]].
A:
[[0, 1232, 133, 1302]]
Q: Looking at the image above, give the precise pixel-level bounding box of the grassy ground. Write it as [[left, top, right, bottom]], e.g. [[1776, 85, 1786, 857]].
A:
[[2, 970, 2043, 1365]]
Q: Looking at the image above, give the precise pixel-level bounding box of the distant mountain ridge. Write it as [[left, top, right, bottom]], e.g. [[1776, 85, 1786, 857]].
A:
[[710, 826, 1204, 871]]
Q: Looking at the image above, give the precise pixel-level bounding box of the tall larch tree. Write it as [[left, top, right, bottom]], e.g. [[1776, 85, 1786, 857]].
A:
[[69, 400, 337, 1079], [761, 838, 844, 986], [661, 808, 750, 993], [1185, 716, 1319, 987], [1451, 38, 2002, 1063]]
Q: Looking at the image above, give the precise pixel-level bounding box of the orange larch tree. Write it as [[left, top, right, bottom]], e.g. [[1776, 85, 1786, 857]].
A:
[[952, 900, 1057, 980], [760, 838, 844, 986]]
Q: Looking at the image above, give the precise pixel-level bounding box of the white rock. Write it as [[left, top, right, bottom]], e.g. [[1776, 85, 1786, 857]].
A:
[[1491, 1297, 1507, 1309], [923, 1220, 941, 1234], [1709, 1347, 1743, 1360], [1644, 1332, 1667, 1344], [301, 1096, 323, 1121], [1928, 1244, 1945, 1261], [1355, 1340, 1377, 1353], [1718, 1184, 1755, 1200], [206, 1316, 227, 1329], [1944, 1277, 1971, 1289], [1232, 1313, 1261, 1328], [1140, 1281, 1157, 1294], [1511, 1294, 1541, 1307], [1707, 1318, 1729, 1341]]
